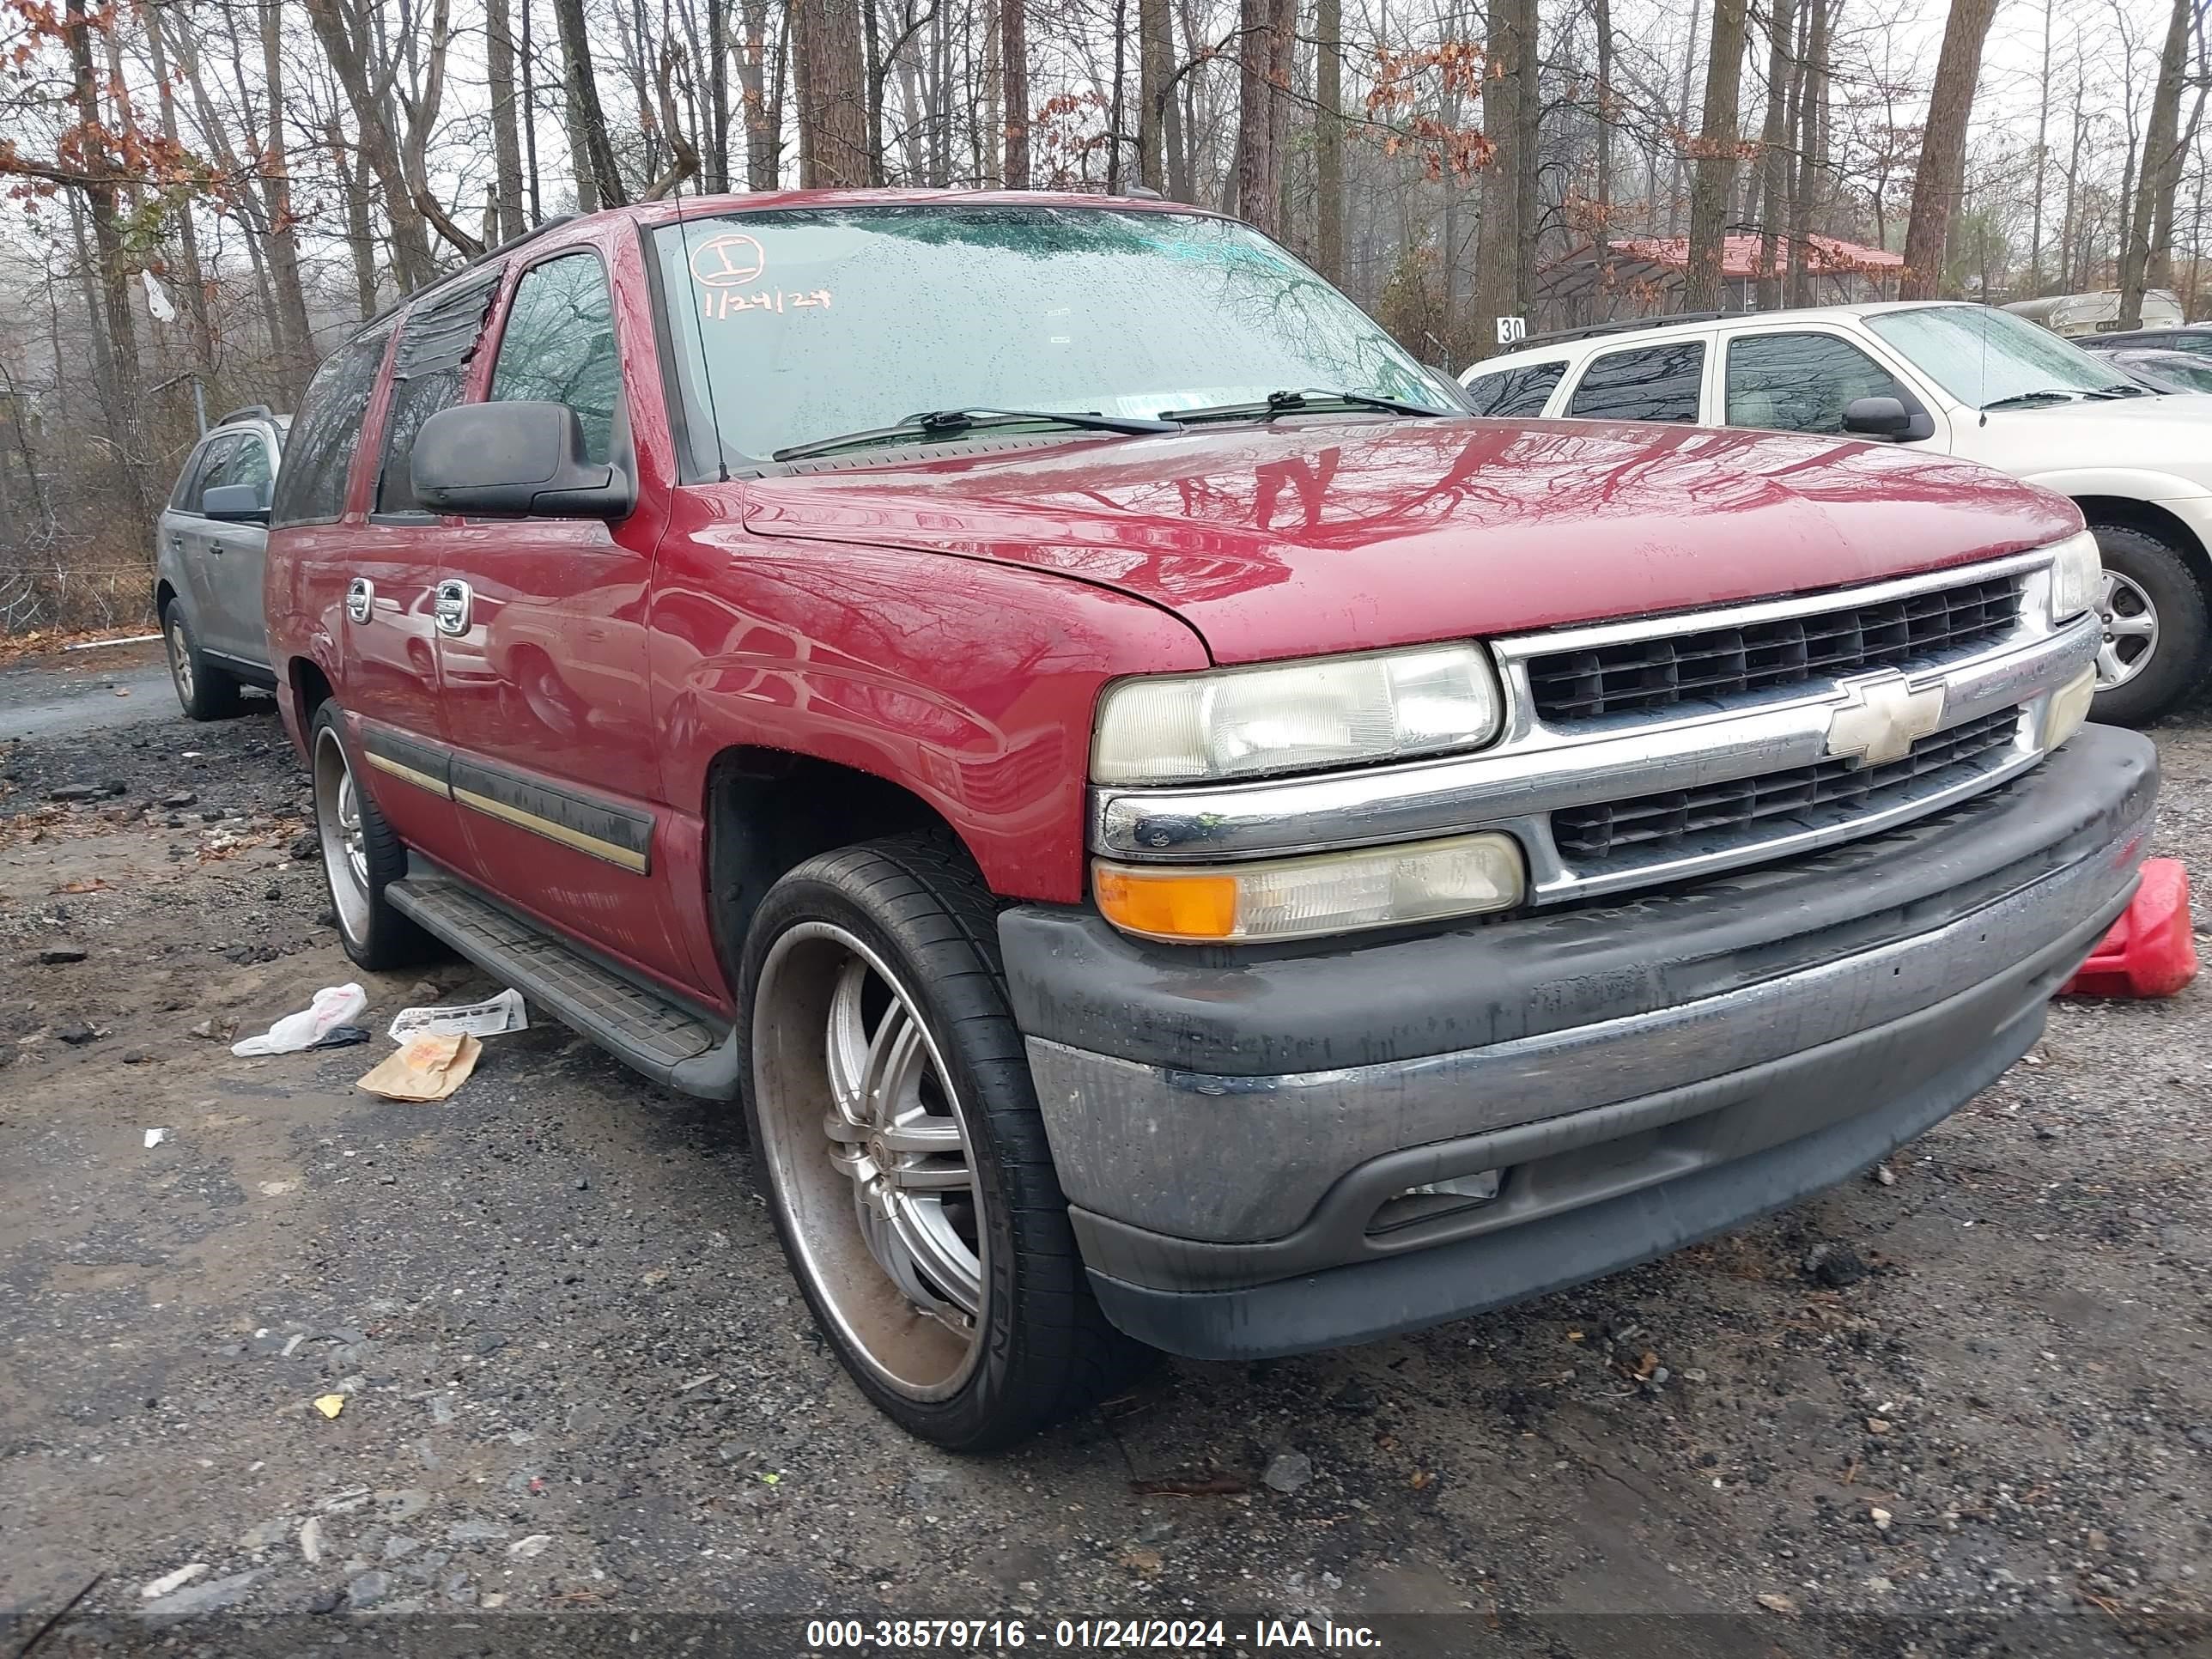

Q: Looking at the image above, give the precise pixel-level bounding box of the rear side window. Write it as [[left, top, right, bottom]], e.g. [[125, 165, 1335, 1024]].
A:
[[271, 327, 392, 528], [1724, 333, 1911, 434], [228, 434, 275, 493], [1465, 361, 1566, 417], [376, 270, 505, 515], [489, 252, 621, 465], [1566, 343, 1705, 422]]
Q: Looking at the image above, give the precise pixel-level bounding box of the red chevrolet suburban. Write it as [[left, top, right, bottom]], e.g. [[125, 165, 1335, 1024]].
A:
[[264, 192, 2152, 1450]]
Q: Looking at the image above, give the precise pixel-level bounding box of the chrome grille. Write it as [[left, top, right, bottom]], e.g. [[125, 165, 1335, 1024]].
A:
[[1527, 574, 2024, 722], [1551, 706, 2023, 867]]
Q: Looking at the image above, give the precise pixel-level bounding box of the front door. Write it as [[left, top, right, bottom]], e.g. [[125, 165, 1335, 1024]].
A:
[[199, 428, 276, 665], [432, 244, 693, 988]]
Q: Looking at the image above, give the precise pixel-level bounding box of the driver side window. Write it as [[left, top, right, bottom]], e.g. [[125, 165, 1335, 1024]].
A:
[[1724, 333, 1911, 435], [489, 252, 622, 465]]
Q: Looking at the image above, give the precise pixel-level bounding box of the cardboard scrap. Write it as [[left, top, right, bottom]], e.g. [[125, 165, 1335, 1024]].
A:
[[356, 1032, 482, 1102]]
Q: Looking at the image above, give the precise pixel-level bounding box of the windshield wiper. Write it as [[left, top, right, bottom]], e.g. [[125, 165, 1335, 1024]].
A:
[[2092, 382, 2154, 398], [1980, 389, 2083, 411], [774, 406, 1179, 463], [1166, 388, 1456, 424]]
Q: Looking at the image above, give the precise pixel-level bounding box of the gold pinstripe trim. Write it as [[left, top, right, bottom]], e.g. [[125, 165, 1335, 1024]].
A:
[[451, 785, 651, 873], [364, 750, 453, 799]]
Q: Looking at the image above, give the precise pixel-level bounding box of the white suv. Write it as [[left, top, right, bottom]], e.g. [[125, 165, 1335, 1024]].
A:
[[1462, 301, 2212, 723]]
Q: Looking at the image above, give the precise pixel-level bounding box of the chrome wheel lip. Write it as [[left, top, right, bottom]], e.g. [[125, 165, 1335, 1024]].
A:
[[751, 921, 987, 1403], [2095, 570, 2160, 690], [313, 724, 372, 947], [167, 619, 194, 707]]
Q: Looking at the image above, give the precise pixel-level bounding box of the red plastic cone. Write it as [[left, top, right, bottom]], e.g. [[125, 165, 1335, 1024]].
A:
[[2057, 858, 2198, 1000]]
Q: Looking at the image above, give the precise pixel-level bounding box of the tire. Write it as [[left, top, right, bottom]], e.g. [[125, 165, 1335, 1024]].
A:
[[308, 699, 437, 970], [163, 605, 242, 721], [2087, 523, 2209, 726], [738, 833, 1146, 1451]]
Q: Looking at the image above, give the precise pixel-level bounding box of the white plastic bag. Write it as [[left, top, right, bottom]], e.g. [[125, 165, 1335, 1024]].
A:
[[231, 984, 368, 1057]]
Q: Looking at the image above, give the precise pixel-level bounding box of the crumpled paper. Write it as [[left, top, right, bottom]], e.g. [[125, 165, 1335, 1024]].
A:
[[355, 1032, 482, 1102]]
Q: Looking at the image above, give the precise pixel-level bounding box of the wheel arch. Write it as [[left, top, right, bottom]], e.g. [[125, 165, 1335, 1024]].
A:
[[2072, 495, 2212, 592], [155, 579, 179, 620], [701, 745, 980, 991]]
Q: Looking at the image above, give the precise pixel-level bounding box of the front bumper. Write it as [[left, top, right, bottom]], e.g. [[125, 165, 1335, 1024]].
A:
[[1002, 726, 2156, 1360]]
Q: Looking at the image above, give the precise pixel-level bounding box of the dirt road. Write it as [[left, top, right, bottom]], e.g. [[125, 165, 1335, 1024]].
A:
[[1, 653, 2207, 1656]]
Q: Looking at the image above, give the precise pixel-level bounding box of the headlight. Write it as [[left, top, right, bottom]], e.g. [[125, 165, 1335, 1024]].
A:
[[2047, 529, 2101, 623], [1093, 832, 1526, 943], [1092, 644, 1502, 785]]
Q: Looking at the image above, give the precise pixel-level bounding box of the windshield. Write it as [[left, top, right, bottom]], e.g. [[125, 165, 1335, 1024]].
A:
[[1865, 306, 2137, 407], [649, 205, 1459, 467]]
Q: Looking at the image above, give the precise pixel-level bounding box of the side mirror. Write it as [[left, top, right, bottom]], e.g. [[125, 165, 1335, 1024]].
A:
[[410, 400, 634, 520], [1842, 396, 1914, 440], [201, 481, 270, 523]]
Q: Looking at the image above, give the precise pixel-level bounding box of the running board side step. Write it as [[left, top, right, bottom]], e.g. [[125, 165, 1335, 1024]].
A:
[[386, 872, 743, 1100]]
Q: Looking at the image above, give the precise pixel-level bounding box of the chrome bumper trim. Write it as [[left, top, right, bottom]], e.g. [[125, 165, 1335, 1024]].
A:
[[1091, 551, 2094, 902]]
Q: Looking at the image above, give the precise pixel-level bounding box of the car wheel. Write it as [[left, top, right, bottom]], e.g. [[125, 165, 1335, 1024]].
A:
[[310, 700, 436, 970], [740, 833, 1146, 1451], [163, 606, 242, 721], [2085, 524, 2209, 726]]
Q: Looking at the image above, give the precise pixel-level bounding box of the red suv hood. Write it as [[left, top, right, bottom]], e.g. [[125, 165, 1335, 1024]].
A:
[[740, 419, 2080, 665]]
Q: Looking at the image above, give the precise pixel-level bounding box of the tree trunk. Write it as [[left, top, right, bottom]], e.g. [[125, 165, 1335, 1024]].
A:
[[143, 3, 218, 380], [705, 0, 732, 191], [1231, 0, 1287, 234], [1509, 0, 1538, 309], [1682, 0, 1747, 312], [2120, 0, 2192, 328], [550, 0, 629, 205], [255, 0, 318, 389], [1591, 0, 1613, 319], [793, 0, 871, 186], [330, 121, 381, 319], [1001, 0, 1028, 186], [2027, 0, 2051, 294], [1752, 0, 1796, 310], [64, 12, 153, 522], [739, 0, 779, 188], [1140, 0, 1175, 193], [1471, 0, 1528, 358], [1784, 0, 1823, 305], [486, 0, 529, 239], [1898, 0, 1998, 301], [1312, 0, 1341, 278], [1667, 0, 1699, 238]]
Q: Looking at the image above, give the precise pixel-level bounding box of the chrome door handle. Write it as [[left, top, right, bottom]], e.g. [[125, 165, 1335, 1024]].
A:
[[345, 578, 374, 624], [433, 579, 473, 636]]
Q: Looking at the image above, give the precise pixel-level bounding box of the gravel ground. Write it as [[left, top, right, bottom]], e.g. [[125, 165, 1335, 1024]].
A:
[[0, 645, 2207, 1656]]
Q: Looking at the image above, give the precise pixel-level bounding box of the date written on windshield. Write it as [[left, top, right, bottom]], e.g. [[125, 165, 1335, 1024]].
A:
[[702, 288, 833, 319]]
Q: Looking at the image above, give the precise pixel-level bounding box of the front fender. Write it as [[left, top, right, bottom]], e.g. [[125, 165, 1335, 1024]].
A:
[[650, 526, 1211, 905]]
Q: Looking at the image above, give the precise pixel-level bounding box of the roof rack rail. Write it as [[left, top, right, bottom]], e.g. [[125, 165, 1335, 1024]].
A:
[[1497, 310, 1746, 355], [360, 212, 581, 331], [215, 403, 279, 427]]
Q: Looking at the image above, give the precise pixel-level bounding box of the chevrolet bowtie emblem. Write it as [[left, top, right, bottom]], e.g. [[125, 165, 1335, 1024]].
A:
[[1825, 672, 1946, 768]]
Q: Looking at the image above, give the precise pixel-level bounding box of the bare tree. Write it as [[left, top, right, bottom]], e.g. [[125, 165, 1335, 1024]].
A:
[[2120, 0, 2193, 327], [1683, 0, 1747, 310], [1898, 0, 1998, 301], [1002, 0, 1029, 186], [1751, 0, 1796, 310], [794, 0, 871, 185], [1313, 0, 1343, 278], [486, 0, 528, 237]]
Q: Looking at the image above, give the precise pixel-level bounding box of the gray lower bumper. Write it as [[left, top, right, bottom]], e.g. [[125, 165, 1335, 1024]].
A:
[[1001, 726, 2155, 1358]]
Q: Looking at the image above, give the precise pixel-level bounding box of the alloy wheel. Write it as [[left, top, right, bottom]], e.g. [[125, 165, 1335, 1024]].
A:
[[167, 620, 194, 706], [750, 921, 986, 1401], [2095, 569, 2160, 689], [313, 724, 372, 947]]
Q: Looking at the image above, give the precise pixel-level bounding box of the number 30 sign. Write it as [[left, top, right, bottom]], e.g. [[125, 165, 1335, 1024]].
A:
[[1496, 316, 1528, 344]]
